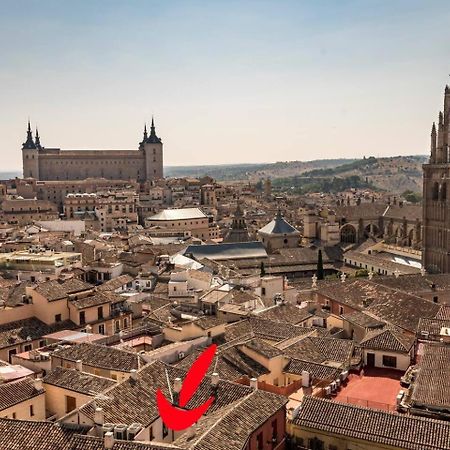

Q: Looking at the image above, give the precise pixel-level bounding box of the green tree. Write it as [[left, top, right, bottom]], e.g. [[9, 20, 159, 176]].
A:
[[402, 190, 422, 203], [317, 249, 324, 280]]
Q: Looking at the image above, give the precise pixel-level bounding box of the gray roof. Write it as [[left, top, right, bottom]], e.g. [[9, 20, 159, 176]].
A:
[[258, 210, 300, 235], [147, 207, 206, 221], [184, 241, 267, 261], [294, 396, 450, 450]]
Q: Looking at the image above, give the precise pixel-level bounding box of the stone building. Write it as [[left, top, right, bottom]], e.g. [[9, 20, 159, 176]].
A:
[[16, 178, 139, 212], [145, 207, 220, 240], [22, 119, 163, 182], [423, 85, 450, 273], [336, 202, 422, 249], [224, 202, 251, 243], [0, 198, 59, 225], [258, 209, 301, 252]]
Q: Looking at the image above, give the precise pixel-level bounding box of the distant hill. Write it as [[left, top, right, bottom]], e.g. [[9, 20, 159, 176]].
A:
[[165, 159, 357, 181], [166, 155, 427, 194]]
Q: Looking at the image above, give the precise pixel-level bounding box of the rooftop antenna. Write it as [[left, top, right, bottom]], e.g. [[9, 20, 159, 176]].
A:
[[164, 367, 173, 403], [212, 356, 219, 374]]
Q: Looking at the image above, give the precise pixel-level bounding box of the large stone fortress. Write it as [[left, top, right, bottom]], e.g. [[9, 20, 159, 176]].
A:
[[22, 119, 163, 182], [423, 85, 450, 273]]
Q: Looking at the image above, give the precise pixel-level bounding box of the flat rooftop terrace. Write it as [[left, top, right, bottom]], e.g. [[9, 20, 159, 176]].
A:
[[334, 368, 402, 412]]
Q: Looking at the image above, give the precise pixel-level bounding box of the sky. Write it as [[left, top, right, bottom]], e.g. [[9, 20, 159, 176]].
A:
[[1, 0, 450, 170]]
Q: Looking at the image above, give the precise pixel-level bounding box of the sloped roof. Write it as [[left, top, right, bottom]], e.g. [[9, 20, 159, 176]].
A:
[[147, 208, 206, 221], [359, 328, 414, 353], [43, 366, 116, 395], [293, 396, 450, 450], [0, 419, 76, 450], [258, 211, 300, 235], [184, 242, 267, 261], [411, 344, 450, 409]]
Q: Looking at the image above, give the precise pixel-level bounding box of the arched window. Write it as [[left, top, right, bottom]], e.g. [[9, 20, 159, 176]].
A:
[[441, 182, 447, 201], [432, 182, 439, 200]]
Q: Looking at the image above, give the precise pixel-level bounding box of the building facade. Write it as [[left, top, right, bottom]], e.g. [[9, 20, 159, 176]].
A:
[[423, 85, 450, 273], [22, 119, 163, 182]]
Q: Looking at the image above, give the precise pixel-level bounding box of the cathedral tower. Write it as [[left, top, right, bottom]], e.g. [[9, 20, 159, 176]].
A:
[[423, 85, 450, 272]]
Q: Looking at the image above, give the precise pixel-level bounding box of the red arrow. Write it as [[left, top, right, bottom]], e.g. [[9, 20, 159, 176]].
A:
[[157, 344, 217, 431]]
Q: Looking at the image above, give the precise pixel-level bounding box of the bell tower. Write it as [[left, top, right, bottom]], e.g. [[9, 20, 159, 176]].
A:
[[22, 120, 40, 179], [423, 85, 450, 273]]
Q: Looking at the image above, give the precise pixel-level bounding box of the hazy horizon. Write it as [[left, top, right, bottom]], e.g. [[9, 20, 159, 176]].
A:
[[1, 0, 449, 171]]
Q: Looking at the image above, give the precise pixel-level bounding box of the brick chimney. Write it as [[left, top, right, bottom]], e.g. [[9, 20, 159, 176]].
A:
[[34, 378, 43, 391], [174, 377, 182, 393], [104, 431, 115, 449], [211, 372, 219, 388], [94, 407, 104, 426]]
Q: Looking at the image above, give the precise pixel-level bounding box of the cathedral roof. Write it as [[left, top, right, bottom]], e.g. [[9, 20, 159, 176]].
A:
[[258, 210, 300, 235]]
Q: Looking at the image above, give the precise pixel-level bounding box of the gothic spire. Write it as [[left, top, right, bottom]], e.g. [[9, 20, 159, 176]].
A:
[[35, 127, 41, 149], [147, 116, 162, 144], [22, 120, 36, 149], [143, 123, 148, 140]]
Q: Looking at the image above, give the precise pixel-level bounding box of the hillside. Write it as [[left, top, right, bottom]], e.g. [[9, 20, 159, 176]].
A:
[[166, 155, 427, 194], [165, 159, 356, 181]]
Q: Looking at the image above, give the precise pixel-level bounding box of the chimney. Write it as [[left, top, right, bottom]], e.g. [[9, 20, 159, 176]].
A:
[[211, 372, 219, 388], [174, 377, 182, 394], [250, 378, 258, 390], [94, 407, 104, 426], [76, 360, 83, 372], [34, 378, 43, 391], [104, 431, 115, 449], [130, 369, 138, 381]]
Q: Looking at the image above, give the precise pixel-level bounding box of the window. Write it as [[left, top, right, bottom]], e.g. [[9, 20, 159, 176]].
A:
[[162, 423, 169, 438], [432, 182, 439, 200], [8, 349, 17, 364], [149, 427, 154, 440], [12, 413, 16, 419], [123, 318, 128, 329], [65, 395, 76, 413], [442, 182, 447, 201], [24, 344, 32, 352], [339, 306, 344, 315], [382, 355, 397, 368], [55, 314, 62, 323], [308, 437, 324, 450], [433, 296, 439, 303], [256, 432, 263, 450], [261, 287, 266, 295], [98, 306, 103, 320], [29, 405, 34, 417], [98, 324, 105, 335], [79, 311, 86, 325], [271, 419, 278, 442], [115, 320, 120, 333]]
